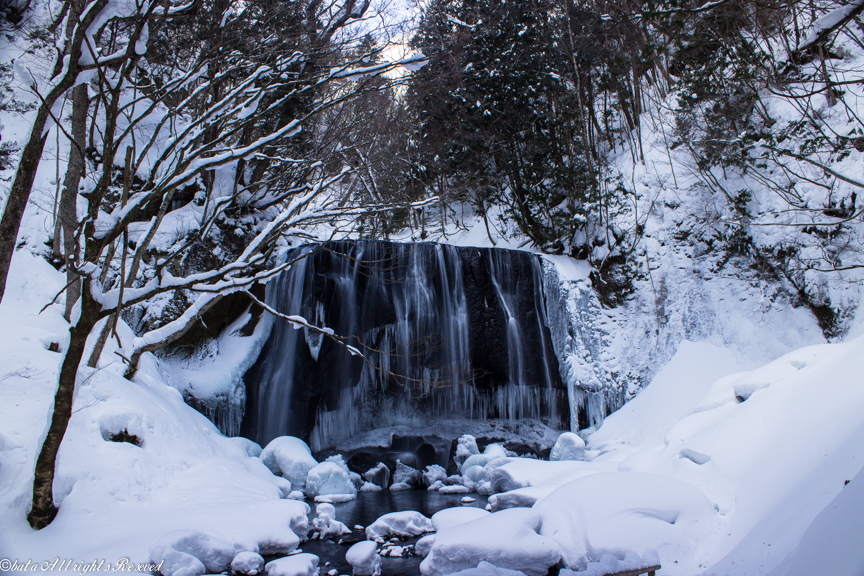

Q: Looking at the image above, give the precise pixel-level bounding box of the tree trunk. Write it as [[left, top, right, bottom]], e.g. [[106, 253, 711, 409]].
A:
[[27, 285, 101, 529], [61, 84, 88, 321]]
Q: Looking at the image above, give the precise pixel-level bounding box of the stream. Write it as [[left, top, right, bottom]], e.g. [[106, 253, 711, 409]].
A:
[[298, 490, 489, 576]]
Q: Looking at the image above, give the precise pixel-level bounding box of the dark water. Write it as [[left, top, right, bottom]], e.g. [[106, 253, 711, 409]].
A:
[[299, 489, 489, 576]]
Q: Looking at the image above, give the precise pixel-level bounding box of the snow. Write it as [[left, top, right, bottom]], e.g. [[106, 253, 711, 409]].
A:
[[264, 553, 319, 576], [420, 508, 561, 576], [365, 511, 434, 542], [423, 465, 447, 487], [345, 541, 381, 576], [231, 551, 266, 576], [389, 482, 411, 491], [363, 462, 390, 488], [306, 455, 357, 498], [259, 436, 318, 492], [149, 530, 235, 574], [560, 550, 660, 576], [312, 503, 351, 540], [442, 562, 527, 576], [431, 507, 490, 531], [549, 432, 585, 461]]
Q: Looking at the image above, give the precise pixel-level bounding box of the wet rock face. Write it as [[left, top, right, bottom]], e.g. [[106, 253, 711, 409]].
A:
[[242, 241, 569, 450]]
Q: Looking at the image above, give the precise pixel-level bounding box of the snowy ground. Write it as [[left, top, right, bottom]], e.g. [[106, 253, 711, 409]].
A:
[[1, 246, 863, 575]]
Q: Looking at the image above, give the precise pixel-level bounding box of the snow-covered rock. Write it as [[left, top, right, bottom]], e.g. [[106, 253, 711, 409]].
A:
[[346, 541, 382, 576], [312, 503, 351, 540], [233, 437, 264, 458], [420, 508, 561, 576], [306, 455, 357, 498], [460, 444, 507, 473], [415, 535, 435, 558], [365, 511, 434, 542], [360, 481, 382, 491], [423, 464, 447, 486], [549, 433, 585, 462], [455, 435, 479, 468], [438, 484, 470, 494], [431, 507, 490, 531], [150, 530, 235, 575], [488, 491, 538, 512], [260, 437, 318, 490], [389, 482, 411, 491], [265, 553, 319, 576], [231, 551, 266, 576]]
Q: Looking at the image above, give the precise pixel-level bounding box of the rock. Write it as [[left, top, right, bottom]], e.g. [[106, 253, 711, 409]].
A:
[[264, 553, 319, 576], [260, 437, 318, 490], [231, 552, 265, 576], [346, 541, 381, 576], [549, 433, 585, 462], [394, 460, 421, 487], [150, 530, 235, 575], [363, 462, 390, 489], [347, 452, 380, 475], [306, 456, 357, 498]]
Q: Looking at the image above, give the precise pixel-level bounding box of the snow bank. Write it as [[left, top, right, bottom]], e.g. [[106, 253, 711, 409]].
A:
[[420, 508, 560, 576]]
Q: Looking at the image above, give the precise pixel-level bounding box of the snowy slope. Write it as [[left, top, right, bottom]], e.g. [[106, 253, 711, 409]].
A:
[[0, 250, 307, 570]]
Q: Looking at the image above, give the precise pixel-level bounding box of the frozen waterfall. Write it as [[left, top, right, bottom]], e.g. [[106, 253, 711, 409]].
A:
[[241, 241, 570, 451]]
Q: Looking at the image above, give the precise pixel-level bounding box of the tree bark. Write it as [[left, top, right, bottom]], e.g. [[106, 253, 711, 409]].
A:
[[27, 285, 101, 529], [61, 84, 88, 321]]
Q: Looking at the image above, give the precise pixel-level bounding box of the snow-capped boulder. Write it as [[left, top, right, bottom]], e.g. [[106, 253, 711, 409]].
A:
[[488, 492, 538, 512], [415, 535, 435, 558], [361, 481, 382, 491], [455, 435, 480, 468], [420, 508, 561, 576], [150, 530, 235, 576], [159, 549, 205, 576], [264, 553, 319, 576], [260, 437, 318, 490], [549, 433, 585, 462], [423, 464, 447, 486], [389, 482, 411, 491], [231, 551, 265, 576], [365, 511, 434, 542], [312, 502, 351, 540], [346, 541, 382, 576], [306, 455, 357, 498], [363, 462, 391, 489], [439, 484, 470, 494], [395, 460, 422, 487], [460, 444, 507, 473], [431, 507, 490, 531]]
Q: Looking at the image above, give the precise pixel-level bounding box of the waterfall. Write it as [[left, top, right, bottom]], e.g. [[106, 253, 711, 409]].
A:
[[242, 241, 569, 451]]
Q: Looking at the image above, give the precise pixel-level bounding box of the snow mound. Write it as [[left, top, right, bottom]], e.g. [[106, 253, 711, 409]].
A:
[[549, 433, 585, 461], [265, 553, 319, 576], [260, 437, 318, 491], [560, 550, 660, 576], [460, 443, 508, 473], [455, 435, 480, 467], [232, 551, 266, 576], [415, 535, 435, 558], [534, 472, 714, 571], [420, 508, 561, 576], [445, 561, 527, 576], [150, 530, 235, 575], [389, 482, 411, 491], [365, 511, 434, 542], [431, 507, 490, 531], [438, 484, 470, 494], [306, 455, 357, 498], [346, 541, 381, 576]]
